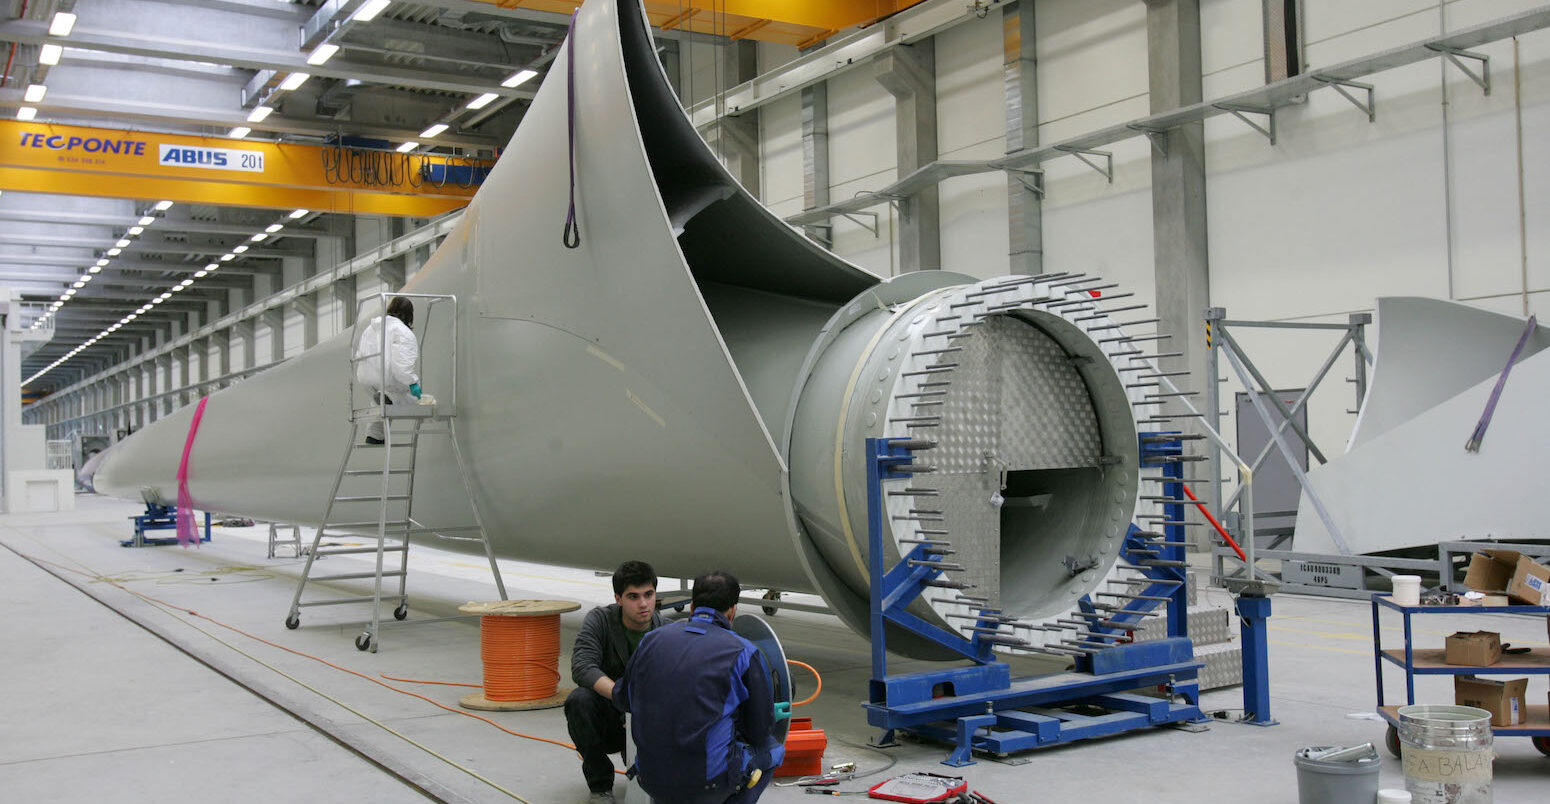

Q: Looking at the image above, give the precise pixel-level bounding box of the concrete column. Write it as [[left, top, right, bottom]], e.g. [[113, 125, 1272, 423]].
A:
[[875, 39, 940, 272], [298, 293, 319, 349], [333, 274, 358, 333], [703, 40, 761, 197], [1146, 0, 1211, 544], [264, 308, 285, 363], [1004, 1, 1042, 276], [235, 320, 256, 373], [801, 82, 831, 243]]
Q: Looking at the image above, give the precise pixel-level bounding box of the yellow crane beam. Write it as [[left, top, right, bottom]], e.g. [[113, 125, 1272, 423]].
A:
[[0, 121, 488, 217], [486, 1, 927, 47]]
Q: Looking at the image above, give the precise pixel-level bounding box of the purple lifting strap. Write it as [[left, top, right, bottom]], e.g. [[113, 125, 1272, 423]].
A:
[[176, 396, 210, 547], [562, 10, 582, 249], [1465, 314, 1537, 452]]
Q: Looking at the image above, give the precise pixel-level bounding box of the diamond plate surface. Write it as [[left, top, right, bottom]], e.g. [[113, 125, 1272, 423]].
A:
[[930, 473, 1002, 613], [1195, 641, 1244, 691], [933, 317, 1101, 474], [1133, 605, 1232, 646]]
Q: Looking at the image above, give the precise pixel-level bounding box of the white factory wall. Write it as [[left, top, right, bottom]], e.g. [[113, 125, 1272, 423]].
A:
[[753, 0, 1548, 467]]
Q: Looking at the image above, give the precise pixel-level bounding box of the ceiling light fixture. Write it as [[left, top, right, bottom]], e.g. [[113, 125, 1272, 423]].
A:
[[250, 232, 267, 242], [179, 279, 194, 287], [16, 107, 37, 121], [115, 239, 131, 248], [24, 84, 46, 103], [49, 12, 76, 37], [306, 43, 340, 66], [107, 247, 121, 256], [247, 105, 274, 123], [502, 69, 538, 88], [95, 259, 109, 266], [194, 270, 208, 278], [128, 226, 144, 235], [289, 209, 308, 219], [419, 123, 448, 138], [279, 72, 311, 91], [88, 265, 102, 274], [220, 253, 235, 261], [72, 281, 85, 288], [138, 216, 155, 226], [265, 224, 283, 233], [395, 141, 418, 154], [204, 263, 219, 271], [466, 92, 499, 110], [39, 44, 62, 65], [154, 200, 173, 211], [353, 0, 392, 22], [233, 244, 249, 254], [227, 126, 252, 139]]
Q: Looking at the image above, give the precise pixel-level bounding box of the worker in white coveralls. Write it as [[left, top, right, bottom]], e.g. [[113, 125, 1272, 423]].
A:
[[353, 296, 421, 444]]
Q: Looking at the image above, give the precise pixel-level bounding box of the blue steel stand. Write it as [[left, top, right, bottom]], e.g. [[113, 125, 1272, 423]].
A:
[[122, 503, 212, 548], [1236, 593, 1276, 726], [862, 437, 1205, 766]]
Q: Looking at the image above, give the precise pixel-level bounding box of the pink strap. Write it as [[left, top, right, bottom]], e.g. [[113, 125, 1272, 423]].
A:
[[176, 396, 209, 547]]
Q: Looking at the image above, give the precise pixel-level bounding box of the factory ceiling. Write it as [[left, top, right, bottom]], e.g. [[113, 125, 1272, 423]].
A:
[[0, 0, 924, 391]]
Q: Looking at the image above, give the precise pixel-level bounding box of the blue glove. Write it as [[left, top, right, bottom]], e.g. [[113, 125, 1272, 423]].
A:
[[409, 383, 422, 399]]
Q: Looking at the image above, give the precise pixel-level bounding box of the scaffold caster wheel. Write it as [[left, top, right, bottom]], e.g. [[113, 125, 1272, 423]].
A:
[[356, 632, 373, 652], [285, 613, 300, 630], [1532, 736, 1550, 756], [762, 590, 780, 616], [394, 603, 409, 621], [1385, 725, 1401, 758]]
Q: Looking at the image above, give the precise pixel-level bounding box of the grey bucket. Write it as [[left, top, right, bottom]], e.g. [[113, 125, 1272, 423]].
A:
[[1397, 704, 1493, 804], [1294, 745, 1381, 804]]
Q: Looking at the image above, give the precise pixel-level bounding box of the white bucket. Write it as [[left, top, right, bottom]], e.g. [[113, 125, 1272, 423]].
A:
[[1398, 704, 1493, 804], [1392, 575, 1422, 606]]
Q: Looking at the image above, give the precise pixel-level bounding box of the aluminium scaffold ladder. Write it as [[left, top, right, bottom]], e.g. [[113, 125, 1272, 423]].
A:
[[284, 293, 507, 653]]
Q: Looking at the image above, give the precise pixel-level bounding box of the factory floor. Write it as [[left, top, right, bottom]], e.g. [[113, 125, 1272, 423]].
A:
[[3, 495, 1547, 803]]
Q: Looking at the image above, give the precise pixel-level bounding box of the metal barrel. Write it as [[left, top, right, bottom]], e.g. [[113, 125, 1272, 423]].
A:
[[1396, 705, 1493, 804]]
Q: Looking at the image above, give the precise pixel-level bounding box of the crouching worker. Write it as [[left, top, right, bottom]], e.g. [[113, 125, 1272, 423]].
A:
[[565, 560, 663, 803], [615, 569, 784, 804], [352, 296, 420, 445]]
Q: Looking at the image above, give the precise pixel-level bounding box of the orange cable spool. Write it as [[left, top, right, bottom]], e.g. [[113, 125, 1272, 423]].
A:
[[457, 599, 581, 711]]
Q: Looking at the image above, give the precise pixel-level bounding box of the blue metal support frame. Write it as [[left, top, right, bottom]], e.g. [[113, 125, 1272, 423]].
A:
[[861, 436, 1205, 765], [1237, 594, 1277, 726], [1144, 431, 1277, 727], [121, 502, 212, 548]]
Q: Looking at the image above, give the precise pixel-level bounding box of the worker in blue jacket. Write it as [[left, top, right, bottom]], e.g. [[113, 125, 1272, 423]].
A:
[[614, 569, 784, 804]]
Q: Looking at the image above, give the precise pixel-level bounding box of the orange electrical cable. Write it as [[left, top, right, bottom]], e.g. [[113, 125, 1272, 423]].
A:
[[478, 614, 564, 701], [787, 659, 822, 706]]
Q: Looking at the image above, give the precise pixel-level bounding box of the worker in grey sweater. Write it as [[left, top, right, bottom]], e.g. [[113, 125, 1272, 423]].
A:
[[565, 560, 664, 804]]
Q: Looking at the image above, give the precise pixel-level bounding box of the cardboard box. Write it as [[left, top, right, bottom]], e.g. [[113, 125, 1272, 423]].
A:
[[1444, 631, 1502, 666], [1454, 675, 1528, 726], [1462, 550, 1550, 606]]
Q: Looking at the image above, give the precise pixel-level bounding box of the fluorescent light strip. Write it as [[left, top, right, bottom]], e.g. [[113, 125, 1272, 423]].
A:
[[227, 126, 251, 139], [419, 123, 448, 138], [39, 44, 61, 65], [247, 105, 273, 123], [306, 43, 339, 66], [24, 84, 46, 103], [396, 141, 418, 154], [16, 107, 37, 121], [279, 72, 311, 91], [466, 93, 498, 110], [49, 12, 76, 37], [502, 69, 538, 88], [154, 200, 173, 211], [353, 0, 391, 22]]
